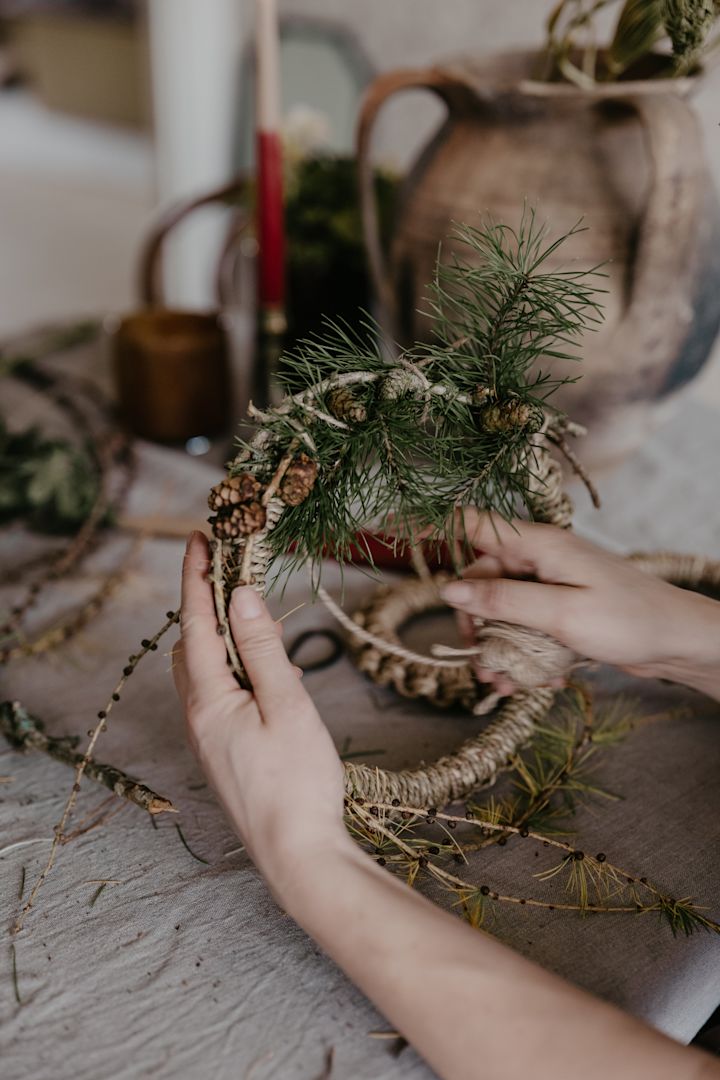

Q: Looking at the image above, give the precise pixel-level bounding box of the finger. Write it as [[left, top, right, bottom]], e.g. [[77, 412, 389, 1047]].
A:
[[441, 576, 577, 639], [171, 639, 188, 701], [457, 512, 583, 582], [462, 554, 504, 581], [475, 668, 516, 697], [229, 586, 310, 720], [474, 665, 496, 683], [180, 532, 237, 692], [455, 609, 476, 650]]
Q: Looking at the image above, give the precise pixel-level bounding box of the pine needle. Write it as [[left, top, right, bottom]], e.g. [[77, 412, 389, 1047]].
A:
[[174, 823, 210, 865], [10, 943, 21, 1006], [233, 212, 604, 590]]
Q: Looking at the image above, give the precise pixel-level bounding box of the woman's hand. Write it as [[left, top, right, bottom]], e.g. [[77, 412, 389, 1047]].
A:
[[441, 513, 720, 700], [173, 531, 348, 891], [172, 534, 720, 1080]]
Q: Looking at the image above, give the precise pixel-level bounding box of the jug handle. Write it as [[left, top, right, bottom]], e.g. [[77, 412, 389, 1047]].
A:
[[609, 93, 703, 382], [138, 176, 249, 310], [356, 67, 468, 337]]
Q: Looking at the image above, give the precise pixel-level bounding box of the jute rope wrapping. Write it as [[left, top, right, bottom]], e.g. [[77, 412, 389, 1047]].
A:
[[210, 361, 593, 806], [213, 351, 720, 805], [341, 548, 720, 803]]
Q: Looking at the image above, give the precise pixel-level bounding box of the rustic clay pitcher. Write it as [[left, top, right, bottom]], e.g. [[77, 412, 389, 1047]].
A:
[[357, 51, 720, 468]]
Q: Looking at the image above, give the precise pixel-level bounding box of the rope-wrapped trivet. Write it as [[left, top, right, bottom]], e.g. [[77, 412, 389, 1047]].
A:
[[207, 361, 596, 807]]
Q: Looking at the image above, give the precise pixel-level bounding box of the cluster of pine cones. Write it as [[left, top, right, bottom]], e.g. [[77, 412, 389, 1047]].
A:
[[208, 453, 318, 540]]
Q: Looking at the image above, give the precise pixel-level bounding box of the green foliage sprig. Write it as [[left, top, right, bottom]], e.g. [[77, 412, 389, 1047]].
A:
[[284, 154, 397, 345], [543, 0, 720, 85], [0, 417, 101, 534], [235, 212, 603, 584]]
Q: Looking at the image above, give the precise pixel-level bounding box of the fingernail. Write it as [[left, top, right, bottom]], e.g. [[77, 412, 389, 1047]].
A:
[[186, 530, 203, 552], [440, 582, 473, 605], [231, 586, 263, 619]]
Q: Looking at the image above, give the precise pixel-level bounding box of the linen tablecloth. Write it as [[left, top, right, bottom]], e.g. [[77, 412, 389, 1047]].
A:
[[1, 361, 719, 1080]]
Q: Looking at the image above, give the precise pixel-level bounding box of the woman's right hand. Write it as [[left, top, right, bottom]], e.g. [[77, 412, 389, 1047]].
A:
[[440, 513, 720, 700]]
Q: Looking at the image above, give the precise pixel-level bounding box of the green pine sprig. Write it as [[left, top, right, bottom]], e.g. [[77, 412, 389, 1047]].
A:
[[234, 211, 603, 587]]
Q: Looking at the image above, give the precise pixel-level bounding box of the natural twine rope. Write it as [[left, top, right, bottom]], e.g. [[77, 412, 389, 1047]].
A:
[[216, 364, 685, 807], [337, 548, 720, 804]]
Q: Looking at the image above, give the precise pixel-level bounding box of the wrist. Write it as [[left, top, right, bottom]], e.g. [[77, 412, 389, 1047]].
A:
[[652, 590, 720, 701], [258, 827, 362, 915]]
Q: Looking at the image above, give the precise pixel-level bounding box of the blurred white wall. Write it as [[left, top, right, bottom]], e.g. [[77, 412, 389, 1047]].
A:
[[147, 0, 720, 307], [147, 0, 244, 309]]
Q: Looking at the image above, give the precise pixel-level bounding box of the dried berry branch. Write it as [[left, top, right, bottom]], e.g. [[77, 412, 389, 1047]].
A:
[[1, 549, 135, 664], [347, 798, 720, 933], [0, 701, 173, 817], [342, 689, 719, 937], [2, 359, 136, 645], [13, 609, 179, 933]]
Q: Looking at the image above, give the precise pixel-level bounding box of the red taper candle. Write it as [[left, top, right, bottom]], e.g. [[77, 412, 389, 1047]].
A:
[[255, 0, 285, 313]]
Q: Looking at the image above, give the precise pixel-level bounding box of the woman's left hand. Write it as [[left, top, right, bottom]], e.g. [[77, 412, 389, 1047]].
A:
[[173, 531, 348, 890]]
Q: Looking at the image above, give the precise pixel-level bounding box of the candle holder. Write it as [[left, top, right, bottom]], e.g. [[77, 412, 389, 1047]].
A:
[[111, 179, 249, 445], [112, 310, 231, 444]]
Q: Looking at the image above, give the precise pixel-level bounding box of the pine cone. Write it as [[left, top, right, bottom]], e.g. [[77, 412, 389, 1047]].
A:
[[279, 453, 318, 507], [327, 387, 368, 425], [210, 501, 266, 539], [208, 473, 262, 512], [479, 399, 543, 435]]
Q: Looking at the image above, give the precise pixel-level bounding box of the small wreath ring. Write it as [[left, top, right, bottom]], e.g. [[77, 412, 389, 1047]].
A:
[[338, 550, 720, 805], [207, 355, 720, 810]]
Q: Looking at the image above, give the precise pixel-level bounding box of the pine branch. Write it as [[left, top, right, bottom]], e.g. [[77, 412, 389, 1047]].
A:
[[232, 214, 603, 587]]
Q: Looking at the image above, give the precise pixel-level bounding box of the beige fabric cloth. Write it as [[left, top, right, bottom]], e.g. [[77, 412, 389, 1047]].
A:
[[1, 368, 720, 1079]]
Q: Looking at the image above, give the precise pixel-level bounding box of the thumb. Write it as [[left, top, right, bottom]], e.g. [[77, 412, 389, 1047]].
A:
[[229, 587, 305, 718]]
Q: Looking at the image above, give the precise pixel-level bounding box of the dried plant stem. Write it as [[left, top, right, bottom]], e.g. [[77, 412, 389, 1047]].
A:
[[89, 882, 107, 907], [238, 538, 256, 591], [10, 942, 21, 1005], [61, 800, 128, 844], [13, 610, 179, 933], [0, 702, 174, 817], [545, 429, 601, 508], [261, 438, 301, 505], [236, 439, 302, 589], [1, 552, 134, 664], [210, 540, 247, 686], [2, 353, 135, 641], [350, 803, 619, 915], [175, 823, 210, 865], [349, 800, 720, 928]]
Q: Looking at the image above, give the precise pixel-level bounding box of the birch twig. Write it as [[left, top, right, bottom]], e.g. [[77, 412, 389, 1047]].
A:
[[0, 700, 174, 816]]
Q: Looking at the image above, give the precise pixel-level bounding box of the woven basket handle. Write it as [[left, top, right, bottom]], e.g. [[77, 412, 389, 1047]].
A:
[[356, 67, 472, 337], [138, 176, 249, 309]]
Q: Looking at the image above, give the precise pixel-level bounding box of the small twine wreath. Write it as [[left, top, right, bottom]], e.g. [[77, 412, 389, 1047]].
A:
[[207, 359, 720, 809], [205, 363, 599, 807]]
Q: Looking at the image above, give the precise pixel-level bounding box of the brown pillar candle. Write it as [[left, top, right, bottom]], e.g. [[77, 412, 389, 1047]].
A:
[[112, 310, 231, 443]]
